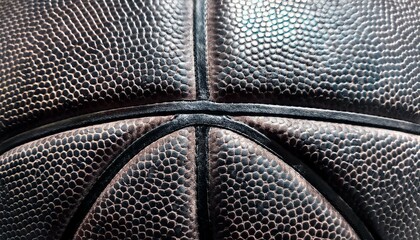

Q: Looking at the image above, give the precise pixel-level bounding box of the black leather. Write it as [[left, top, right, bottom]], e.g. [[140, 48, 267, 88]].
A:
[[0, 0, 418, 239]]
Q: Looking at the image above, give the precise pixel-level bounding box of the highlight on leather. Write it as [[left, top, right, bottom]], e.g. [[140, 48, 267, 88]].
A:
[[208, 0, 420, 122], [0, 0, 418, 239]]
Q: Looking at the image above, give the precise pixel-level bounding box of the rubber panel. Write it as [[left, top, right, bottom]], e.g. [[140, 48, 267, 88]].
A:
[[75, 128, 197, 240], [0, 0, 195, 135], [0, 116, 172, 239], [235, 116, 420, 240], [208, 0, 420, 123], [208, 128, 359, 240]]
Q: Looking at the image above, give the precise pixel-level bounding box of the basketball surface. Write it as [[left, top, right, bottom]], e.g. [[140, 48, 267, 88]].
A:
[[0, 0, 419, 239]]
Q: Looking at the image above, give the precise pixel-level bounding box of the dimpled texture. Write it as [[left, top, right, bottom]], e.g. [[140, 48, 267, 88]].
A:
[[235, 116, 420, 240], [0, 116, 172, 240], [75, 128, 197, 240], [0, 0, 195, 136], [208, 128, 359, 240], [208, 0, 420, 123]]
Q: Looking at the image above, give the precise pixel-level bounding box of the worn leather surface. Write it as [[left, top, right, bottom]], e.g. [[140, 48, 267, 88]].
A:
[[208, 128, 359, 240], [0, 0, 195, 135], [0, 116, 172, 239], [208, 0, 420, 123], [75, 129, 197, 240], [0, 0, 418, 239], [235, 116, 420, 240]]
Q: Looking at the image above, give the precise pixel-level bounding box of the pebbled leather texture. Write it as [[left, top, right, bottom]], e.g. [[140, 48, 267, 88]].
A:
[[235, 116, 420, 240], [0, 116, 172, 240], [0, 0, 195, 135], [208, 128, 359, 240], [0, 0, 419, 239], [208, 0, 420, 123], [75, 128, 197, 240]]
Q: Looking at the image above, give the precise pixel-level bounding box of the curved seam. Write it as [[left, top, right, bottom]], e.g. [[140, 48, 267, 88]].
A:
[[1, 101, 418, 154], [60, 119, 188, 239], [62, 114, 377, 240]]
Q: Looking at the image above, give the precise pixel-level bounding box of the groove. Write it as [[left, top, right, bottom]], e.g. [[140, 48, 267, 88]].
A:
[[1, 101, 418, 155], [60, 119, 185, 240], [62, 114, 376, 240], [195, 126, 212, 240], [194, 0, 209, 100]]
